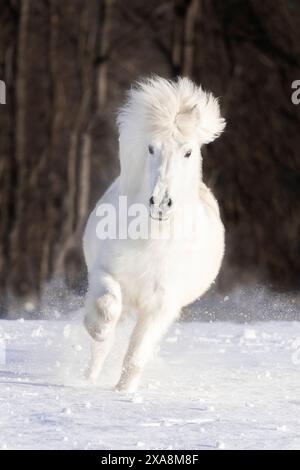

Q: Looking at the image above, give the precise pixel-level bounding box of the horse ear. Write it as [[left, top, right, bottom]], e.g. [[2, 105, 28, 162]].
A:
[[196, 89, 226, 145]]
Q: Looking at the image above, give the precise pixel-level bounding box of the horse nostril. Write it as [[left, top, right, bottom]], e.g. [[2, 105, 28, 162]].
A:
[[167, 198, 172, 208], [149, 196, 155, 206]]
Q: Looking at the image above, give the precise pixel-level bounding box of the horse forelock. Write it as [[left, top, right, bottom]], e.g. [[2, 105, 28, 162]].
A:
[[117, 77, 202, 142], [117, 76, 225, 193]]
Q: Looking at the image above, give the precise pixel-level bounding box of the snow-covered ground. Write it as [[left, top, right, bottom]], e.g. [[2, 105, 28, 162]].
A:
[[0, 317, 299, 450]]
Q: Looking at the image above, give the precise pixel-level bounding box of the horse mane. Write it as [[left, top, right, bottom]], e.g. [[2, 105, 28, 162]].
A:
[[117, 76, 226, 194]]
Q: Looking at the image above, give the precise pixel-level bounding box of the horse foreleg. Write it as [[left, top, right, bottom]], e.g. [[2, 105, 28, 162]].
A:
[[85, 333, 115, 384], [116, 307, 179, 392], [84, 269, 122, 383]]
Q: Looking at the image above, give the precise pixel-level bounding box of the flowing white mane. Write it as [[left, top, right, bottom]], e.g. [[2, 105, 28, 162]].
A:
[[117, 76, 225, 193], [117, 76, 225, 142]]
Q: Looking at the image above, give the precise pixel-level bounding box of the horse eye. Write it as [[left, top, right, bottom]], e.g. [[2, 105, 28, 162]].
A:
[[184, 150, 192, 158], [148, 145, 154, 155]]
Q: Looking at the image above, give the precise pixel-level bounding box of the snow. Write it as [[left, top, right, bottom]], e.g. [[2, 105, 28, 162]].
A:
[[0, 317, 299, 450]]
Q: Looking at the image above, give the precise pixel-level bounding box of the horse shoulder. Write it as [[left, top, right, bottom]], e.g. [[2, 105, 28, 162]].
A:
[[198, 182, 221, 219]]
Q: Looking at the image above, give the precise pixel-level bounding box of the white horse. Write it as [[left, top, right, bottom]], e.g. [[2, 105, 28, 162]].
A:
[[83, 77, 226, 392]]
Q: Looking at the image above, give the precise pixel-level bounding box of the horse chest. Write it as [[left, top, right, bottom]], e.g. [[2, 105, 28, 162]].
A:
[[111, 240, 193, 307]]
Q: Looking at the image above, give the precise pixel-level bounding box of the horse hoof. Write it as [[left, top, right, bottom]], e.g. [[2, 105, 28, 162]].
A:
[[84, 369, 98, 385], [115, 381, 138, 393], [84, 315, 110, 342], [115, 382, 132, 393], [115, 367, 141, 393]]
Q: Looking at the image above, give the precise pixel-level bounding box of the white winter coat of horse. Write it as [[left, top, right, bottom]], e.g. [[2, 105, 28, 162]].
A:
[[83, 77, 226, 392]]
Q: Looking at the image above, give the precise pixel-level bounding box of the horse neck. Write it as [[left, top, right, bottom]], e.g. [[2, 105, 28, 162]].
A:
[[118, 139, 148, 199]]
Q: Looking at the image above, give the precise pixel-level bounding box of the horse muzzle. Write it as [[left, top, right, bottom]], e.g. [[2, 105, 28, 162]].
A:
[[149, 195, 173, 222]]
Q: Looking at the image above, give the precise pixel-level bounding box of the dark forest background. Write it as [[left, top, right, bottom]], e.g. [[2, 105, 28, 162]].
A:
[[0, 0, 300, 318]]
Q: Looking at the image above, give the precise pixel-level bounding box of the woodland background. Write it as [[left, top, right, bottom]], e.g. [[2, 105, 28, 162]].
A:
[[0, 0, 300, 317]]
